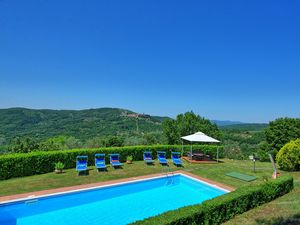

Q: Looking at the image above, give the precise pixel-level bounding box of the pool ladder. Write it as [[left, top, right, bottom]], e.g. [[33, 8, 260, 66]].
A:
[[162, 166, 174, 185], [24, 199, 38, 205]]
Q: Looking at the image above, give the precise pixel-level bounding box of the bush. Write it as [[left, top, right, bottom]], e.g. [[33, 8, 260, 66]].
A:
[[0, 144, 223, 180], [130, 176, 294, 225], [276, 139, 300, 171], [127, 155, 133, 161], [54, 162, 65, 170]]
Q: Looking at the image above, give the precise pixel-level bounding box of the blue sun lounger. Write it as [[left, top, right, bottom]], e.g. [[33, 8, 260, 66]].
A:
[[76, 156, 88, 175], [143, 151, 154, 164], [95, 154, 107, 171], [172, 152, 183, 166], [157, 151, 168, 165], [110, 154, 122, 168]]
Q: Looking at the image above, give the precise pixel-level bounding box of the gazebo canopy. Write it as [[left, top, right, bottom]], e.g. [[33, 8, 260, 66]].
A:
[[180, 132, 220, 162], [181, 132, 220, 143]]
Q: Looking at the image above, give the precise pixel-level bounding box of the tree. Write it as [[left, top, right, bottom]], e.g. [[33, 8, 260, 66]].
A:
[[162, 119, 179, 144], [144, 133, 158, 145], [40, 136, 81, 151], [124, 136, 147, 146], [162, 111, 222, 144], [0, 135, 6, 146], [223, 141, 244, 159], [9, 136, 40, 153], [264, 118, 300, 155], [257, 141, 270, 161], [106, 136, 125, 147], [84, 137, 107, 148], [65, 136, 81, 149]]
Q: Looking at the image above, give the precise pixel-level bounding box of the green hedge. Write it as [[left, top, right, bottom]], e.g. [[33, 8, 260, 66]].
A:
[[0, 144, 222, 180], [130, 176, 294, 225]]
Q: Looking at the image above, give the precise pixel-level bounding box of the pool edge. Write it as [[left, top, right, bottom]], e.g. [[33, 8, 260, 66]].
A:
[[0, 170, 235, 205]]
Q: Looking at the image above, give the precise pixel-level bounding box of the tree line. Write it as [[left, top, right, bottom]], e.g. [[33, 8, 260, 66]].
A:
[[6, 132, 163, 153], [2, 111, 300, 161]]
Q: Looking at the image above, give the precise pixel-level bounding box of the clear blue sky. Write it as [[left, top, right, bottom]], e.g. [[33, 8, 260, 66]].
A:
[[0, 0, 299, 123]]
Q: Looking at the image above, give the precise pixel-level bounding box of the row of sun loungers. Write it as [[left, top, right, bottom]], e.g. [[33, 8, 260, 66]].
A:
[[149, 151, 182, 166], [76, 152, 183, 174], [76, 154, 122, 174]]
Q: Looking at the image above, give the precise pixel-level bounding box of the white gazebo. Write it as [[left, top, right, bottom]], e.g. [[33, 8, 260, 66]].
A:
[[181, 132, 220, 162]]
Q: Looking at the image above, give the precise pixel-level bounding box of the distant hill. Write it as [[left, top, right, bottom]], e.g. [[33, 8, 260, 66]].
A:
[[212, 120, 244, 126], [0, 107, 267, 147], [0, 108, 169, 144], [221, 123, 268, 131]]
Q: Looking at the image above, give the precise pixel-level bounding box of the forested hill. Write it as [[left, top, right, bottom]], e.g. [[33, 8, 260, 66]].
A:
[[220, 123, 268, 159], [221, 123, 268, 131], [0, 108, 168, 144]]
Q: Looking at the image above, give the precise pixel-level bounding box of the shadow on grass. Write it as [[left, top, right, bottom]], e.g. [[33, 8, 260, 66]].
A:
[[174, 164, 184, 168], [255, 213, 300, 225], [96, 168, 108, 172], [78, 169, 93, 176], [111, 166, 123, 170]]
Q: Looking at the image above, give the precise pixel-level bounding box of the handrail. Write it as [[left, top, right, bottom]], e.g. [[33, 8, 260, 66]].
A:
[[162, 166, 174, 185]]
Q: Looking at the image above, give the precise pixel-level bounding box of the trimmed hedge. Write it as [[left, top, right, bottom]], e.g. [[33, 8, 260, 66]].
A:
[[0, 144, 222, 180], [130, 176, 294, 225]]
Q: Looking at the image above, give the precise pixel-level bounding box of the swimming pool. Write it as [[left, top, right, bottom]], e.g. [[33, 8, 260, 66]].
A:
[[0, 174, 229, 225]]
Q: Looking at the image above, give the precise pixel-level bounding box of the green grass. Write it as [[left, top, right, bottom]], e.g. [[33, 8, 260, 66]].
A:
[[0, 161, 181, 196], [0, 159, 269, 196], [223, 171, 300, 225], [0, 159, 299, 224]]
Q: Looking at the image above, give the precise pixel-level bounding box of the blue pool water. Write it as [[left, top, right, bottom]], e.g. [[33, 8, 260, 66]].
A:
[[0, 174, 227, 225]]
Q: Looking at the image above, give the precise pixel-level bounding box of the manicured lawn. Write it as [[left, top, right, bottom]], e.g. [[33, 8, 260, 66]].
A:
[[0, 159, 270, 196], [223, 171, 300, 225], [0, 161, 181, 196], [0, 159, 299, 224]]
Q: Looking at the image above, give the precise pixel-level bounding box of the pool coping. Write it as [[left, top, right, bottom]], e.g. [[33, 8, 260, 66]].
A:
[[0, 170, 235, 204]]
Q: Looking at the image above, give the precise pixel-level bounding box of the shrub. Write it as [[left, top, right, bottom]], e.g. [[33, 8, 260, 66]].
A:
[[276, 139, 300, 171], [54, 162, 65, 171], [0, 144, 223, 180], [127, 155, 133, 161], [130, 176, 293, 225]]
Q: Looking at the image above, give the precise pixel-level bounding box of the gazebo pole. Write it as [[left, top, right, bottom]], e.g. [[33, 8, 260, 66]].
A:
[[217, 147, 219, 163], [181, 140, 183, 157], [191, 142, 193, 159], [190, 142, 192, 159]]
